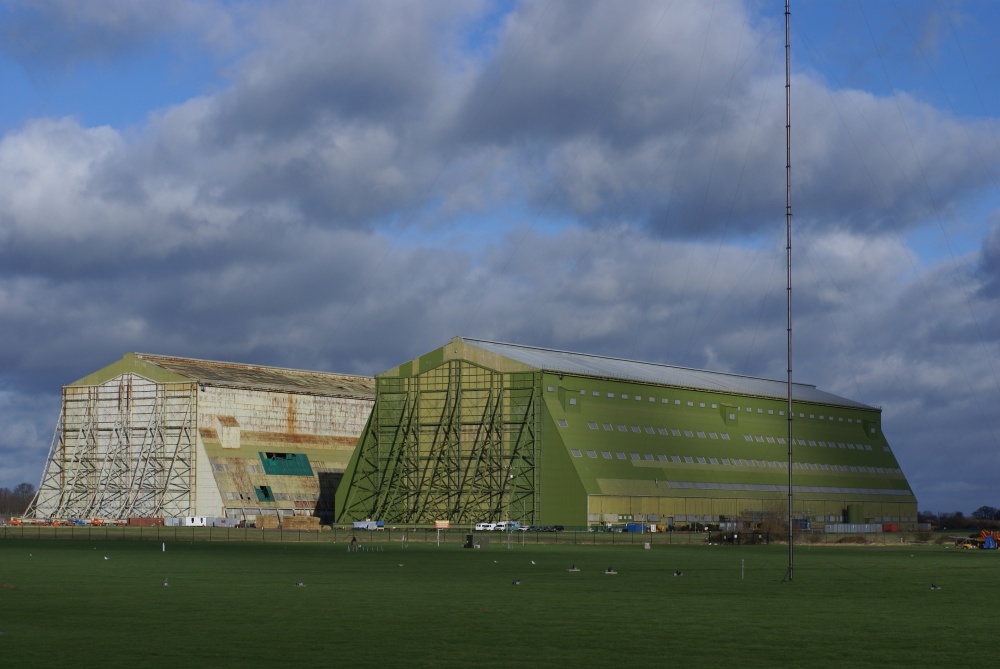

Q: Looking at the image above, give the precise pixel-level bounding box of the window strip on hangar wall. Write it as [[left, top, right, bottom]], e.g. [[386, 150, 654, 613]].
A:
[[586, 495, 912, 523]]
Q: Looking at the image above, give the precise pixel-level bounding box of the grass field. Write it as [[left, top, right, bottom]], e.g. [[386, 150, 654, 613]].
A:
[[0, 536, 994, 668]]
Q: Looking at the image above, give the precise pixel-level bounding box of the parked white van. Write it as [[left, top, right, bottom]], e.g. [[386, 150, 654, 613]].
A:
[[494, 521, 520, 532], [475, 522, 496, 531]]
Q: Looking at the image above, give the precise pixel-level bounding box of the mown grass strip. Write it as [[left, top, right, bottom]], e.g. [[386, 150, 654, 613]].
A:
[[0, 539, 992, 667]]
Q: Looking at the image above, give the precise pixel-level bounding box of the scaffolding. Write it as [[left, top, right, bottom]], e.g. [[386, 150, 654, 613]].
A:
[[339, 360, 538, 524], [29, 374, 196, 519]]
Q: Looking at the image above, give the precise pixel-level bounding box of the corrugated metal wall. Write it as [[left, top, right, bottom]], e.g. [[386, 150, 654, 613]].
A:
[[196, 385, 372, 521], [31, 371, 373, 522]]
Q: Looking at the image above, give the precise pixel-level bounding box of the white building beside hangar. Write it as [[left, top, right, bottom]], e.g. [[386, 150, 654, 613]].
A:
[[29, 353, 374, 522]]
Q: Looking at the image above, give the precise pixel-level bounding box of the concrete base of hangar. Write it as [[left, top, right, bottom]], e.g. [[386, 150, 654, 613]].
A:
[[586, 494, 917, 528]]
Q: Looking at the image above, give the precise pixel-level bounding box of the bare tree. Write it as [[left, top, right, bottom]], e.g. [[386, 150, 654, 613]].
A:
[[972, 506, 1000, 521], [0, 483, 36, 519]]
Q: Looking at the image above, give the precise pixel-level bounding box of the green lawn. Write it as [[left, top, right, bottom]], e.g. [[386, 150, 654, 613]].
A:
[[0, 537, 993, 668]]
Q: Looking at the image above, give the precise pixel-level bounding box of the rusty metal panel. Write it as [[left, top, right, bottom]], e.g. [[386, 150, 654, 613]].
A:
[[196, 384, 373, 522], [134, 353, 375, 398]]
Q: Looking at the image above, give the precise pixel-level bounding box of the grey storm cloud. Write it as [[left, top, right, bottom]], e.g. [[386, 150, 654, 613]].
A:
[[454, 1, 770, 143], [0, 0, 230, 70], [208, 1, 467, 138], [979, 220, 1000, 299], [9, 0, 991, 242]]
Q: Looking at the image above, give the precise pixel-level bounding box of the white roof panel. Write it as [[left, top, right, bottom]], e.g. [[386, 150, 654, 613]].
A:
[[461, 338, 874, 410]]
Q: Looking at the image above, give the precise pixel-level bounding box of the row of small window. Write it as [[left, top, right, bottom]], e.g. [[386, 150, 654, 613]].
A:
[[731, 406, 867, 424], [744, 435, 874, 451], [576, 421, 733, 440], [550, 385, 721, 409], [666, 481, 911, 495], [224, 491, 297, 501], [566, 420, 885, 455], [567, 449, 901, 475], [790, 463, 900, 474], [565, 420, 889, 456], [547, 385, 870, 427], [223, 508, 297, 515]]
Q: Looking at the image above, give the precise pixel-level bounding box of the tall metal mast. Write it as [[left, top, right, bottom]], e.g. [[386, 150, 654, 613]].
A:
[[785, 0, 795, 582]]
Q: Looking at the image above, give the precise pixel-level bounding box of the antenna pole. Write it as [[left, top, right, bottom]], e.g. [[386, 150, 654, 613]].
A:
[[785, 0, 794, 582]]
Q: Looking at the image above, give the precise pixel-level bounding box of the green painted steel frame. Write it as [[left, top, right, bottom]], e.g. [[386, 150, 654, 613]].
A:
[[338, 360, 538, 524]]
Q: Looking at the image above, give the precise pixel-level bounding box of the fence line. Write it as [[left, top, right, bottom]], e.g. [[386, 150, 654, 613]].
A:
[[0, 525, 916, 546], [0, 525, 710, 544]]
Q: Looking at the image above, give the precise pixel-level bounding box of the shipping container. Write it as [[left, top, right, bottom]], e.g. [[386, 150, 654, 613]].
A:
[[127, 517, 165, 527], [823, 523, 883, 534], [209, 517, 239, 528]]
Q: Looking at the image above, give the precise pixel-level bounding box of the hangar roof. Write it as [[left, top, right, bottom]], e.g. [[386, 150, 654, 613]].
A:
[[461, 338, 874, 410], [72, 352, 375, 399]]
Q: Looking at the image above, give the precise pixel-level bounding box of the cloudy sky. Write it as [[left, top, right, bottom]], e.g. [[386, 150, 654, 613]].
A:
[[0, 0, 997, 514]]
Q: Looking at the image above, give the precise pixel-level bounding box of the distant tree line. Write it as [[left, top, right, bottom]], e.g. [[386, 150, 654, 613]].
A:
[[919, 507, 1000, 531], [0, 483, 35, 519]]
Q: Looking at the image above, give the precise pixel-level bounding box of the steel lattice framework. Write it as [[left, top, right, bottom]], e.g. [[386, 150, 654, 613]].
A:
[[339, 360, 538, 524], [29, 374, 196, 519]]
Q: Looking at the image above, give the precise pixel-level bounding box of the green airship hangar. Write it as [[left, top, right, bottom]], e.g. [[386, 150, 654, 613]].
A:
[[336, 337, 915, 529]]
